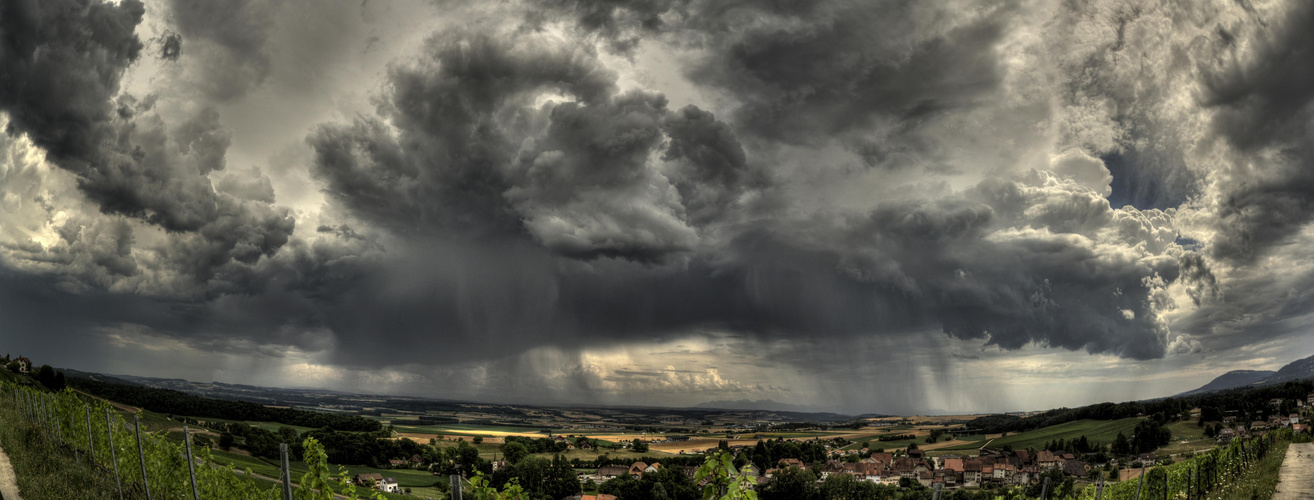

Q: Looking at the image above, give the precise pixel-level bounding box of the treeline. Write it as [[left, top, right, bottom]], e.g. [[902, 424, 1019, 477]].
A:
[[877, 434, 915, 442], [503, 435, 573, 454], [69, 377, 381, 432], [391, 416, 459, 425], [968, 379, 1314, 435], [302, 428, 425, 467]]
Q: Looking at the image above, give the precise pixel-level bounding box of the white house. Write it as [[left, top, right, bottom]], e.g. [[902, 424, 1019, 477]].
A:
[[378, 478, 399, 493]]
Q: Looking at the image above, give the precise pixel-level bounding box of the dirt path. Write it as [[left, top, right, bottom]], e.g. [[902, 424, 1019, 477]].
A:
[[1273, 442, 1314, 500], [0, 441, 22, 500]]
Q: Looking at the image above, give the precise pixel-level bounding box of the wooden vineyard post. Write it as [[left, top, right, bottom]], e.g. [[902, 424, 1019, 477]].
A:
[[106, 408, 124, 500], [184, 426, 200, 500], [134, 414, 152, 500]]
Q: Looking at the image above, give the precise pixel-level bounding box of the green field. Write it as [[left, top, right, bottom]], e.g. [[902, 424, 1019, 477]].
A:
[[210, 449, 444, 488], [940, 418, 1143, 451], [1156, 419, 1217, 457]]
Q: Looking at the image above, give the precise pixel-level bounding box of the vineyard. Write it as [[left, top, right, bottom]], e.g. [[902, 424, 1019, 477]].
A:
[[1, 382, 389, 500], [1067, 427, 1291, 500]]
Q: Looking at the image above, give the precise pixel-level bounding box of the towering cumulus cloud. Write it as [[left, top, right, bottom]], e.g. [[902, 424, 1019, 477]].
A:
[[1, 0, 1312, 411]]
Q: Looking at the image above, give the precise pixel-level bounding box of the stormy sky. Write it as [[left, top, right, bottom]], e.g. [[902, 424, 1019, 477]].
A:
[[2, 0, 1313, 415]]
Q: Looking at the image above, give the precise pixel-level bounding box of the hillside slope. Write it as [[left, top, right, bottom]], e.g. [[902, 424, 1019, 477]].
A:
[[1177, 369, 1276, 397], [1178, 353, 1314, 396]]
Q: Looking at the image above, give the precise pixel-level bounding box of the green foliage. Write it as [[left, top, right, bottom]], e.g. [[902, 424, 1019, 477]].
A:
[[694, 451, 759, 500], [467, 471, 526, 500], [632, 438, 649, 453], [503, 440, 529, 464], [296, 436, 386, 500]]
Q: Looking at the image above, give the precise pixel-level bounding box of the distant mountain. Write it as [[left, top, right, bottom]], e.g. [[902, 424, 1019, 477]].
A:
[[694, 399, 812, 412], [1265, 354, 1314, 384], [1178, 354, 1314, 396]]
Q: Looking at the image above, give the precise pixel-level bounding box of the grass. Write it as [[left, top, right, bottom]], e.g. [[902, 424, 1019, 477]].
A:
[[166, 414, 319, 434], [0, 398, 121, 500], [939, 418, 1143, 451], [1207, 439, 1289, 500], [1157, 420, 1218, 457]]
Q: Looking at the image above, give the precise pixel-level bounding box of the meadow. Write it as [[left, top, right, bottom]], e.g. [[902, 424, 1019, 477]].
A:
[[938, 417, 1142, 451]]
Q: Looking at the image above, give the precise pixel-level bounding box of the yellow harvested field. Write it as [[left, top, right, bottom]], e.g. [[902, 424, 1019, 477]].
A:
[[647, 439, 760, 453], [417, 428, 541, 439]]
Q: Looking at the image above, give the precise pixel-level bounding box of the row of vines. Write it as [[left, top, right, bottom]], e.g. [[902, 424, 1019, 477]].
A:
[[2, 382, 387, 500]]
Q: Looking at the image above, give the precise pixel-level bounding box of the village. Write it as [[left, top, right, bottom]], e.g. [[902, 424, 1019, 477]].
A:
[[561, 393, 1312, 494]]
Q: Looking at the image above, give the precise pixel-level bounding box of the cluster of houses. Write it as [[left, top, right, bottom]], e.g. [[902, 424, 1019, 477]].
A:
[[2, 355, 32, 374], [1215, 397, 1312, 442], [354, 473, 400, 493], [580, 447, 1097, 491], [806, 448, 1091, 489], [588, 461, 695, 483], [387, 454, 426, 468]]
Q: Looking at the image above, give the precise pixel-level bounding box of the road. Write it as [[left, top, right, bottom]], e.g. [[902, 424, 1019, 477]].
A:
[[0, 441, 21, 500], [1273, 442, 1314, 500]]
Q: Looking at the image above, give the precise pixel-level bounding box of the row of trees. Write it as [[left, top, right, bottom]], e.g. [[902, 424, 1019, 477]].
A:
[[69, 377, 382, 432]]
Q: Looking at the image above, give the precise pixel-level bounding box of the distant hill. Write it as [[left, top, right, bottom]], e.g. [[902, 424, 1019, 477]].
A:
[[59, 368, 142, 387], [694, 399, 812, 412], [1177, 353, 1314, 396]]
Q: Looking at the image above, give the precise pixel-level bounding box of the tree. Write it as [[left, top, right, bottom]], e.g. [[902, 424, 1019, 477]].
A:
[[1112, 432, 1131, 456], [219, 432, 235, 450], [193, 434, 214, 449], [1131, 419, 1171, 453], [759, 466, 819, 500], [652, 482, 670, 500], [632, 438, 649, 453], [35, 365, 64, 390], [473, 436, 484, 444], [503, 441, 529, 464]]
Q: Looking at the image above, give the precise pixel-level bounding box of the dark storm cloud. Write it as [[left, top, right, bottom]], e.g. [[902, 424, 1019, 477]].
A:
[[166, 0, 273, 100], [1204, 2, 1314, 262], [536, 0, 690, 54], [541, 0, 1012, 168], [687, 1, 1008, 158], [0, 0, 145, 165], [309, 29, 759, 263], [309, 31, 618, 239], [661, 104, 767, 226], [0, 0, 295, 287]]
